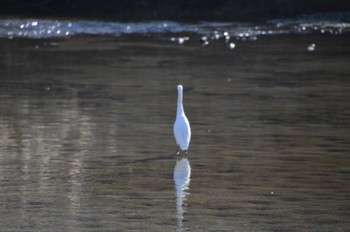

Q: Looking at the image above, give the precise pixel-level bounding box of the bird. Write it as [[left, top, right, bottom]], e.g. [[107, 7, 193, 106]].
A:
[[173, 85, 191, 154]]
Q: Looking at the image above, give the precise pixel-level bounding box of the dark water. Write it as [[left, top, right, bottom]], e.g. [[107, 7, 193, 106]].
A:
[[0, 24, 350, 231]]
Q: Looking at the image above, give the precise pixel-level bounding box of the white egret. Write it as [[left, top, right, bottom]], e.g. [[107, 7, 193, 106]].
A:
[[173, 85, 191, 153]]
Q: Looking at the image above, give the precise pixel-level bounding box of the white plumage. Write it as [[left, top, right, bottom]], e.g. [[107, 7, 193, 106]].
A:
[[173, 85, 191, 152]]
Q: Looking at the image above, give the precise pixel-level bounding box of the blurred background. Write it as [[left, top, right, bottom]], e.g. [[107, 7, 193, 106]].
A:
[[1, 0, 350, 21]]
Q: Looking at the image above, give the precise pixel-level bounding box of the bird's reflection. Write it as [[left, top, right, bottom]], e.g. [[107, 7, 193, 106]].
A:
[[173, 157, 191, 231]]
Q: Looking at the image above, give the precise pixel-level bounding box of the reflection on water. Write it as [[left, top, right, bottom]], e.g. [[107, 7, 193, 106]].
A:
[[173, 157, 191, 231], [0, 31, 349, 231]]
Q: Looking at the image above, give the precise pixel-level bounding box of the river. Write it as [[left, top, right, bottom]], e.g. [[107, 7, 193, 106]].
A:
[[0, 19, 349, 231]]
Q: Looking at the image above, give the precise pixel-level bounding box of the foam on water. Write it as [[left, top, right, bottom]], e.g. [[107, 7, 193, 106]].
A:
[[0, 20, 197, 39], [0, 13, 349, 40]]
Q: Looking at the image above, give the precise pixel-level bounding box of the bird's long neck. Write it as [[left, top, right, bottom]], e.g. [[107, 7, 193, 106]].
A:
[[177, 90, 184, 115]]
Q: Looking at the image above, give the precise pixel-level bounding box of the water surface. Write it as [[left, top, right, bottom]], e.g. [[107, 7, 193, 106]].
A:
[[0, 21, 349, 231]]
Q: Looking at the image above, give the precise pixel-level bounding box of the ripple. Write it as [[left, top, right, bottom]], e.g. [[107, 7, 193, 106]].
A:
[[0, 16, 349, 40]]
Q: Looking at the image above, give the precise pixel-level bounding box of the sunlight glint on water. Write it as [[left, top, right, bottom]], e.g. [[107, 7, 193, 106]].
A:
[[0, 19, 349, 231]]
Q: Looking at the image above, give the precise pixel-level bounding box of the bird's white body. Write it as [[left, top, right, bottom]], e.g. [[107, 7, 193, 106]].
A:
[[173, 85, 191, 152]]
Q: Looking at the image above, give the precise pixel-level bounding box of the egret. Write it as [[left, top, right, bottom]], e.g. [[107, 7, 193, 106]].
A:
[[173, 85, 191, 153]]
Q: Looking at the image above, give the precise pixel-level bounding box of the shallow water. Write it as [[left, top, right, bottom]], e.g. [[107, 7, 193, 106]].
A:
[[0, 30, 350, 231]]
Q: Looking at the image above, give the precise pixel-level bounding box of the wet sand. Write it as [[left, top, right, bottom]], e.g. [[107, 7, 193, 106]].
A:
[[0, 34, 350, 231]]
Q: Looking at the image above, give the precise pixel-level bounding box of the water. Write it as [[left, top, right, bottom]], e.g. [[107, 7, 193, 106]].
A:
[[1, 17, 350, 39], [0, 18, 350, 231]]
